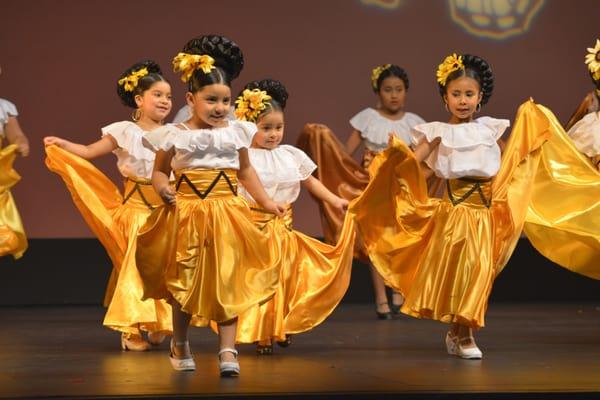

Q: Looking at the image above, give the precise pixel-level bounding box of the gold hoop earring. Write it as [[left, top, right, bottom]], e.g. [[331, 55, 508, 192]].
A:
[[476, 103, 482, 113], [131, 108, 142, 122]]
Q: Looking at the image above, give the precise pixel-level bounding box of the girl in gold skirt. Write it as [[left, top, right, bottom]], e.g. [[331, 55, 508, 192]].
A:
[[137, 35, 284, 376], [523, 40, 600, 280], [43, 60, 173, 351], [231, 79, 355, 355], [296, 64, 425, 319], [349, 54, 550, 359], [0, 92, 29, 259], [566, 39, 600, 169]]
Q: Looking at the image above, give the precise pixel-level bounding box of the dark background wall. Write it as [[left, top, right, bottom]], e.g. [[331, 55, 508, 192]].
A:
[[0, 0, 597, 238]]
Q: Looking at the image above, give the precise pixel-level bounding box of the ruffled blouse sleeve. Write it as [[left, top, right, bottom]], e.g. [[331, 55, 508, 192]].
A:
[[0, 99, 18, 128], [101, 121, 137, 146], [349, 108, 372, 133], [142, 124, 180, 152], [567, 112, 600, 157], [231, 120, 258, 149], [280, 144, 317, 179]]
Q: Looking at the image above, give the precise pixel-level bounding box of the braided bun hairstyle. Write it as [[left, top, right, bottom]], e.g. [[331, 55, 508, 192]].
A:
[[242, 78, 289, 112], [438, 54, 494, 105], [182, 34, 244, 93], [117, 60, 166, 108]]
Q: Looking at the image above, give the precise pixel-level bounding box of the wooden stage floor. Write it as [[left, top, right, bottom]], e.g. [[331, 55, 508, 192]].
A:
[[1, 303, 599, 399]]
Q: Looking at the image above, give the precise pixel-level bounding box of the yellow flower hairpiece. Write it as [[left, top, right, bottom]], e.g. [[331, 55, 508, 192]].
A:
[[585, 39, 600, 81], [234, 89, 272, 122], [172, 52, 216, 82], [436, 53, 464, 87], [371, 64, 391, 89], [118, 67, 149, 92]]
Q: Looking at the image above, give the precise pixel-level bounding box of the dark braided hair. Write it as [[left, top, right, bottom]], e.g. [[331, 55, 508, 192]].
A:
[[117, 60, 166, 109], [438, 54, 494, 105], [374, 64, 410, 93], [590, 71, 600, 102], [182, 34, 244, 93], [239, 79, 289, 117]]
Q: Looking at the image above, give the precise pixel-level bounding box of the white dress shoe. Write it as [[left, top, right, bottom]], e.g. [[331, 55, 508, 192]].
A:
[[169, 340, 196, 371], [218, 348, 240, 377], [445, 332, 483, 359]]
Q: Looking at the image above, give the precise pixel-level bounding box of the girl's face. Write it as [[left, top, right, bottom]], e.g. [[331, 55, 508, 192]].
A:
[[252, 110, 284, 150], [444, 76, 482, 123], [187, 83, 231, 128], [134, 81, 172, 122], [378, 76, 406, 113]]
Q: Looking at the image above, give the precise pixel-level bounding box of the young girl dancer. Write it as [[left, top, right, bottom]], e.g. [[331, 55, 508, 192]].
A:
[[523, 40, 600, 280], [297, 64, 425, 319], [137, 35, 283, 376], [349, 54, 550, 359], [44, 60, 173, 350], [231, 79, 355, 354], [567, 39, 600, 167], [0, 66, 30, 258]]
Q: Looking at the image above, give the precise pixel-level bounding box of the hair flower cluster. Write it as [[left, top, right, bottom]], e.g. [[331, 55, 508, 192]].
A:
[[234, 89, 272, 122], [585, 39, 600, 82], [117, 67, 149, 92], [172, 52, 216, 82], [371, 64, 391, 90], [436, 53, 464, 86]]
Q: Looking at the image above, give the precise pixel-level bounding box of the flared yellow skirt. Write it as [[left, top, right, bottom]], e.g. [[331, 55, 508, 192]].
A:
[[349, 100, 550, 328], [136, 169, 280, 327], [524, 106, 600, 280], [45, 145, 172, 334], [234, 206, 356, 343], [0, 145, 27, 259]]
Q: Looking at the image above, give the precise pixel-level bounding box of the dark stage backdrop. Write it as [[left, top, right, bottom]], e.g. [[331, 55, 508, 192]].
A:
[[0, 238, 598, 305], [0, 0, 598, 238]]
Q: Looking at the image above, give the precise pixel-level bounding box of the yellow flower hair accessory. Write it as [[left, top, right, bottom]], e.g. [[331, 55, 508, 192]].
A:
[[234, 89, 272, 122], [585, 39, 600, 81], [118, 67, 149, 92], [436, 53, 464, 86], [371, 64, 392, 90], [172, 52, 216, 82]]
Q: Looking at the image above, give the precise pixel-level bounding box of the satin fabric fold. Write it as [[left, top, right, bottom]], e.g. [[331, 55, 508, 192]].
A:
[[0, 144, 27, 259], [296, 124, 370, 260], [136, 169, 280, 327], [234, 206, 356, 343], [523, 106, 600, 280], [349, 100, 550, 328], [45, 145, 125, 269], [45, 145, 172, 334], [296, 124, 443, 260]]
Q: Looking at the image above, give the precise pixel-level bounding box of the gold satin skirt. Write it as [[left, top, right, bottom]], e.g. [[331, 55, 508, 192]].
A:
[[45, 145, 172, 335], [0, 144, 27, 259], [136, 169, 280, 327], [234, 206, 356, 343], [349, 100, 550, 328], [524, 105, 600, 280]]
